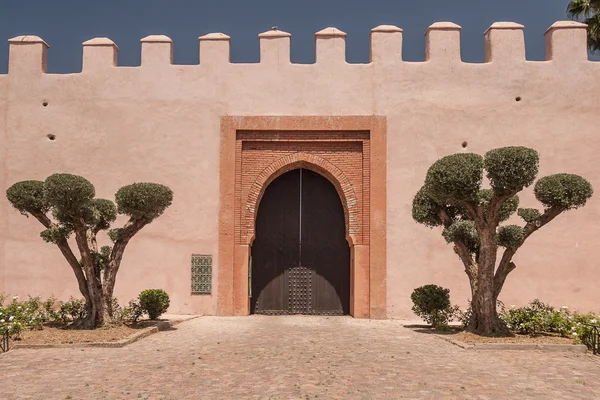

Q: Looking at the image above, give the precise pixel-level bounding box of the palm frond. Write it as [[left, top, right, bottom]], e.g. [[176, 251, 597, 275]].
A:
[[567, 0, 593, 19], [585, 13, 600, 52]]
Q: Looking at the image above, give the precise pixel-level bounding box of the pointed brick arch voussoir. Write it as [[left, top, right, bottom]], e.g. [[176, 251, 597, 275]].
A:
[[243, 152, 360, 246]]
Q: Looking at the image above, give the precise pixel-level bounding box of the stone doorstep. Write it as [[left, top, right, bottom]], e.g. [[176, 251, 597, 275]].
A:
[[435, 334, 589, 353], [9, 315, 198, 351]]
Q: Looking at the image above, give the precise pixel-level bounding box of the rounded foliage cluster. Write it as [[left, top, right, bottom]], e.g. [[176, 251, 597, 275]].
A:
[[534, 174, 593, 210], [138, 289, 170, 320], [412, 187, 443, 227], [43, 174, 95, 215], [517, 208, 541, 223], [497, 225, 525, 249], [484, 147, 539, 193], [40, 226, 73, 244], [83, 198, 117, 229], [6, 180, 49, 214], [410, 285, 456, 329], [424, 153, 483, 205], [498, 196, 519, 222], [116, 183, 173, 220], [442, 220, 479, 253]]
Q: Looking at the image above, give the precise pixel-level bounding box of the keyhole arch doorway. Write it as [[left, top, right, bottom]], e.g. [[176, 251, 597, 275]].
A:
[[217, 116, 387, 319], [250, 167, 350, 315]]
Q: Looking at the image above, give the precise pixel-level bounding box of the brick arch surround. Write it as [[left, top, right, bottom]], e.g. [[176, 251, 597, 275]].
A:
[[243, 152, 360, 246], [218, 116, 387, 319]]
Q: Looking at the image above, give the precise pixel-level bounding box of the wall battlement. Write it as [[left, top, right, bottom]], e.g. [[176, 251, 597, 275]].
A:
[[2, 21, 594, 75]]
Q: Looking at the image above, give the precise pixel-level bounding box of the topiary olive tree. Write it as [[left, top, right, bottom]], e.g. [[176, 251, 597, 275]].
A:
[[412, 147, 593, 336], [6, 174, 173, 329]]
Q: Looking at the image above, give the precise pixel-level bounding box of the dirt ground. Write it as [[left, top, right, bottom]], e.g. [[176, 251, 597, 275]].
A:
[[15, 321, 159, 345], [445, 329, 575, 345], [406, 325, 577, 345]]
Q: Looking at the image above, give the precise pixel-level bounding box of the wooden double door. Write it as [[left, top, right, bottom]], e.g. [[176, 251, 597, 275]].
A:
[[251, 168, 350, 315]]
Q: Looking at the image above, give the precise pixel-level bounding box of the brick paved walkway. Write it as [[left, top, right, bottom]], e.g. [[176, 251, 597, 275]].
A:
[[2, 316, 599, 399]]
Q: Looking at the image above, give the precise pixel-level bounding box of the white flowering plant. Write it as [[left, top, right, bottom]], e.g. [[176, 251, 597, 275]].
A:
[[0, 294, 86, 340], [0, 292, 144, 342], [500, 299, 598, 346]]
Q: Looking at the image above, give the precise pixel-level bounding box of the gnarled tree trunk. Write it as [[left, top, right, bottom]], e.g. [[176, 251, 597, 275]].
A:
[[467, 225, 509, 336]]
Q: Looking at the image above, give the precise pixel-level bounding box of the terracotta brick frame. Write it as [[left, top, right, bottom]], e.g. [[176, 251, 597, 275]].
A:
[[218, 116, 387, 318]]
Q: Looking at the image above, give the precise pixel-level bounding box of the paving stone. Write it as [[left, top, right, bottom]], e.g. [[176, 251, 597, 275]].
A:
[[1, 316, 599, 399]]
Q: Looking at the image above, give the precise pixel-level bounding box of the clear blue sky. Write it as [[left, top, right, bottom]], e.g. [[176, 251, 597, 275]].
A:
[[0, 0, 597, 73]]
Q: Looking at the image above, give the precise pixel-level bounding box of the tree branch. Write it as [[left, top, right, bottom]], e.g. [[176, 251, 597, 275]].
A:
[[522, 205, 565, 239], [493, 205, 565, 297], [104, 217, 149, 297], [487, 190, 517, 224], [29, 211, 91, 307], [493, 250, 516, 299], [462, 201, 481, 222], [437, 207, 478, 292], [72, 216, 102, 303]]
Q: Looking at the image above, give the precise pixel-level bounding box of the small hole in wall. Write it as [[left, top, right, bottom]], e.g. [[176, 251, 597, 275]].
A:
[[462, 141, 468, 148], [515, 96, 521, 102], [42, 101, 48, 107], [47, 134, 55, 141]]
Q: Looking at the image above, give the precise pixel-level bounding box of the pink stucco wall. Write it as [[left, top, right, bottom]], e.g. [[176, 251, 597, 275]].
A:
[[1, 21, 599, 318]]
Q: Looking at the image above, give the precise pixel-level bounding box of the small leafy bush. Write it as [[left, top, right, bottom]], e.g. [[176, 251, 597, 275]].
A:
[[501, 299, 565, 336], [570, 312, 599, 346], [138, 289, 170, 320], [0, 295, 45, 339], [411, 285, 457, 329], [56, 297, 86, 324], [0, 293, 151, 342], [111, 298, 144, 324]]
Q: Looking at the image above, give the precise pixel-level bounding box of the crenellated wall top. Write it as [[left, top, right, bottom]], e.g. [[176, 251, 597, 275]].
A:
[[2, 21, 595, 74]]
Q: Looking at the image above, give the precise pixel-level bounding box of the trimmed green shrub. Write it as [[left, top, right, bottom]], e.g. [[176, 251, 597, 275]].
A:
[[517, 208, 541, 223], [6, 180, 49, 214], [497, 225, 525, 249], [411, 285, 456, 329], [115, 183, 173, 220], [412, 187, 444, 228], [424, 153, 483, 205], [44, 173, 95, 214], [442, 220, 479, 253], [484, 147, 539, 193], [534, 173, 593, 210], [138, 289, 170, 320]]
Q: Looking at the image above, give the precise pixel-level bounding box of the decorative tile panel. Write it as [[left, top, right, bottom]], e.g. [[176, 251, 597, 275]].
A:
[[191, 254, 212, 294]]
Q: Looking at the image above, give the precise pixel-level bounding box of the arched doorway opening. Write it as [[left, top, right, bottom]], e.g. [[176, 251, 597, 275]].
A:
[[250, 168, 350, 315]]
